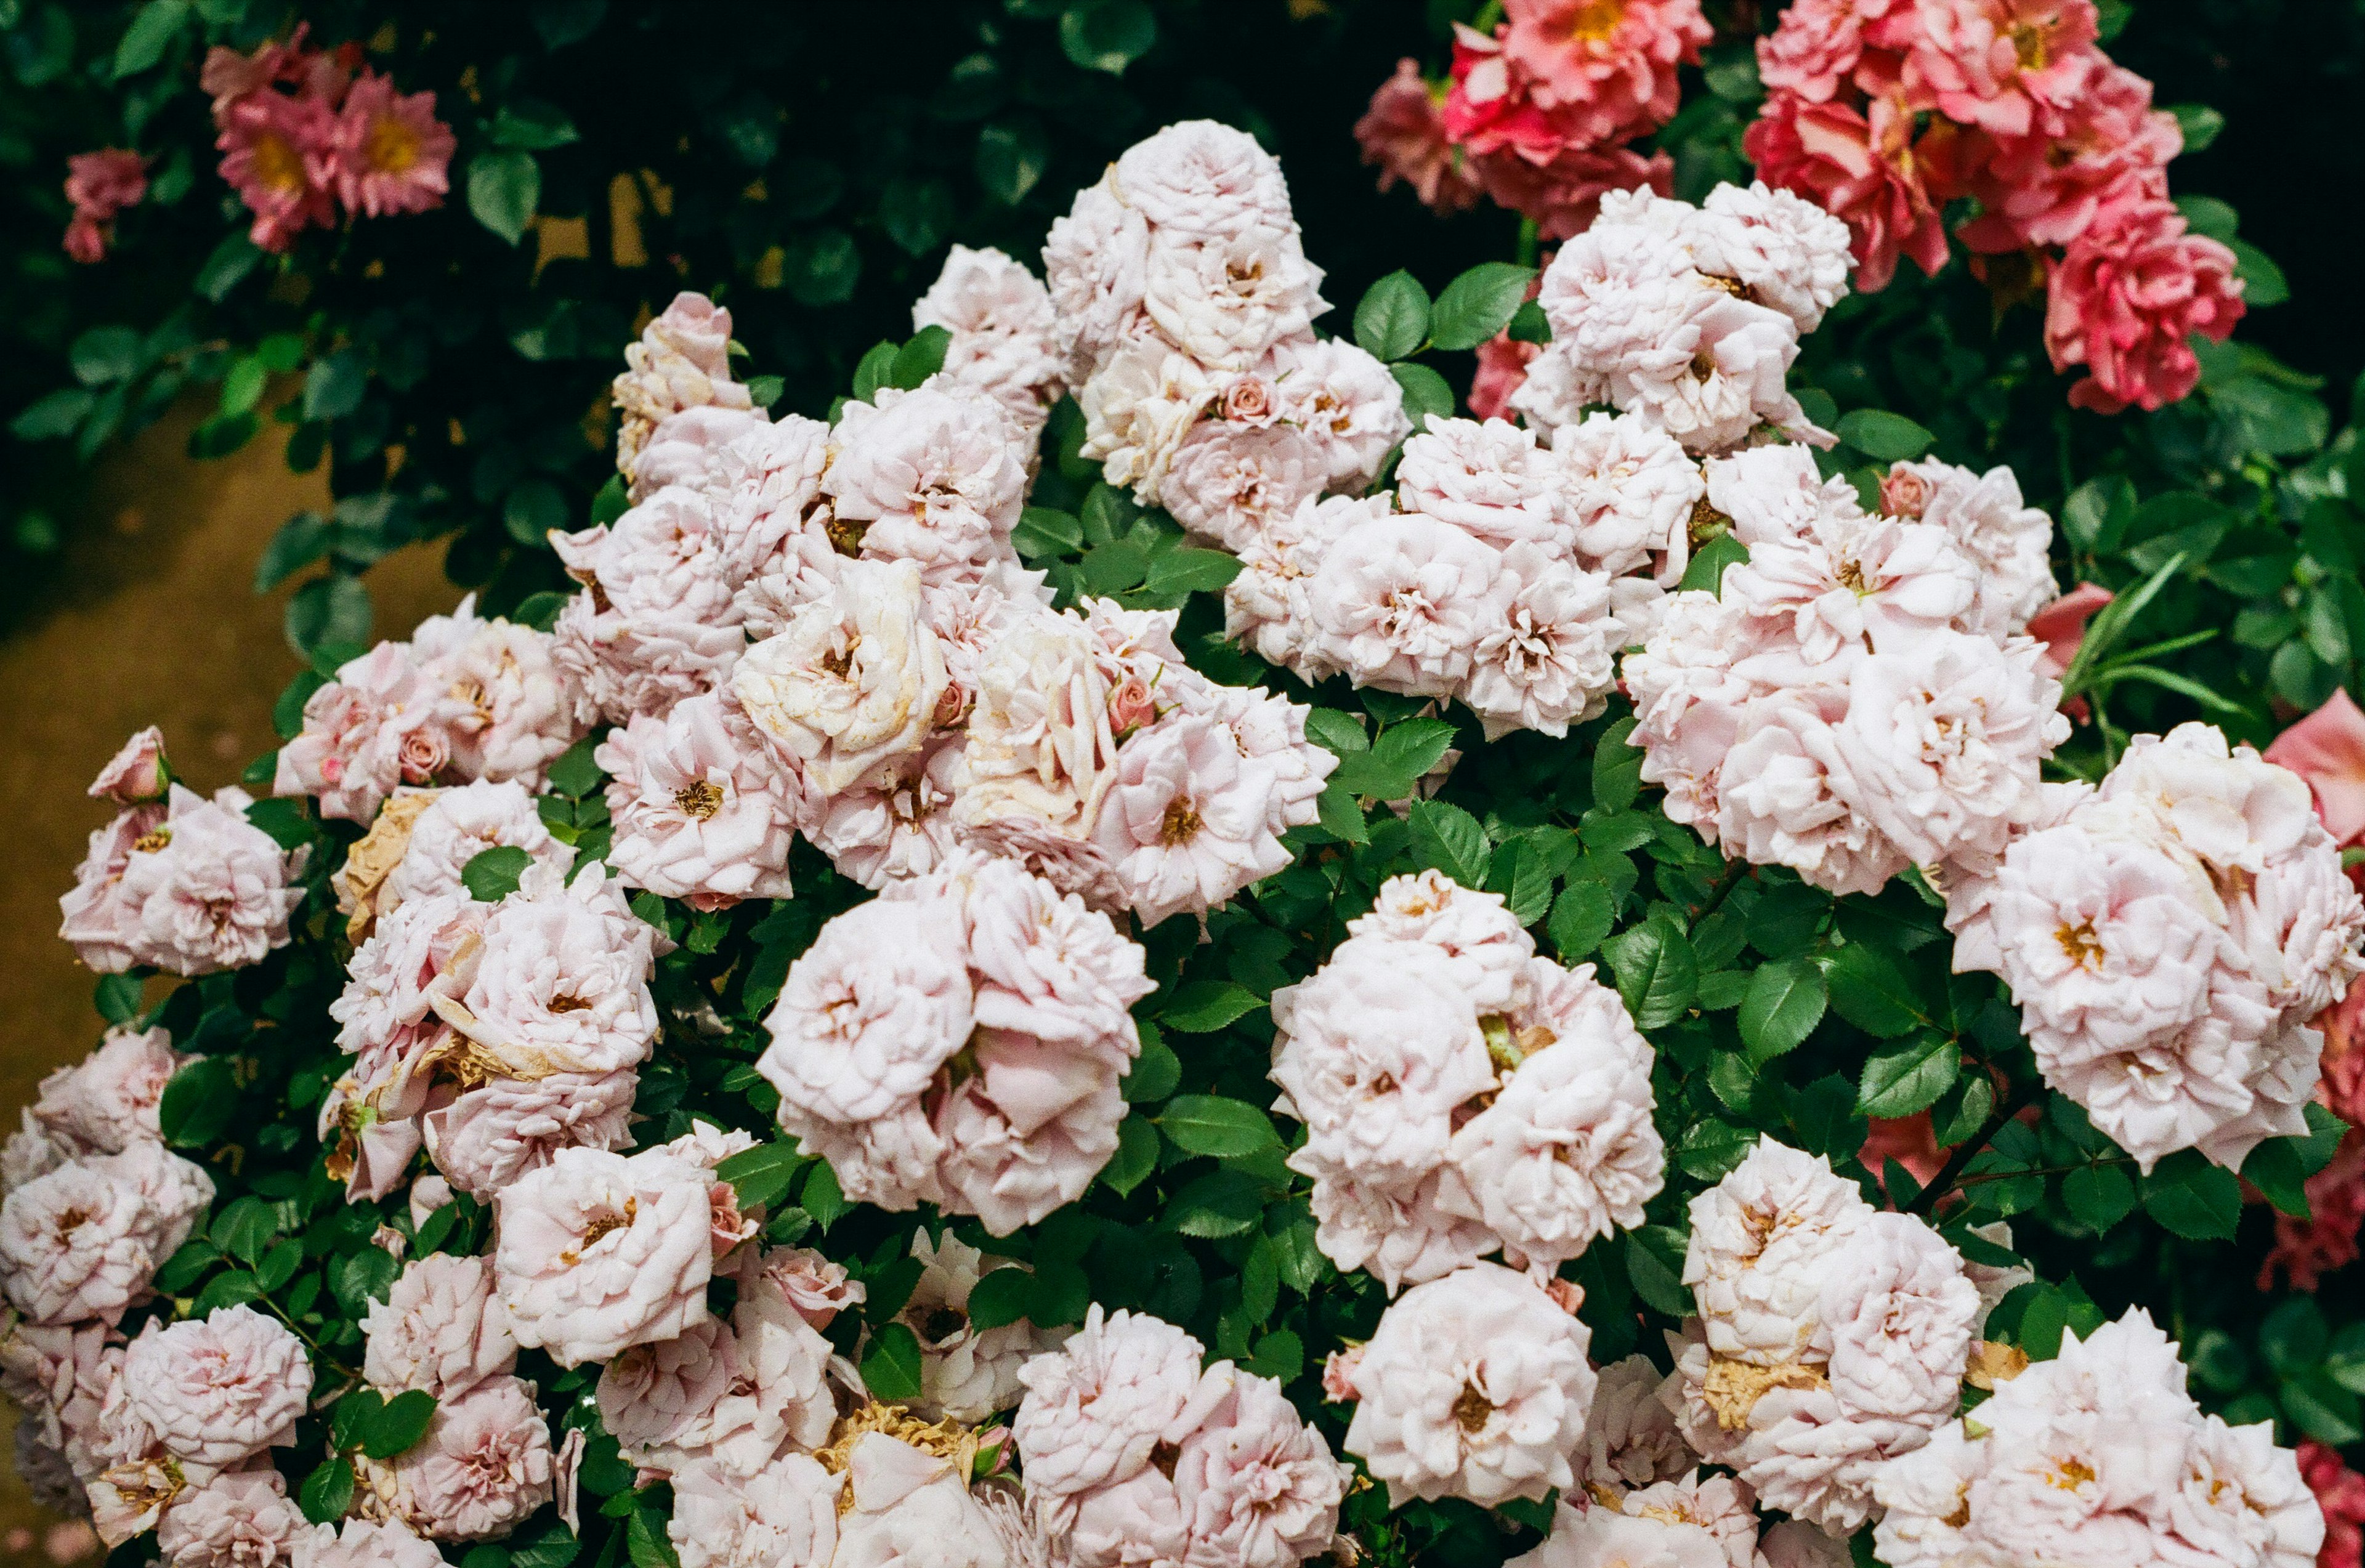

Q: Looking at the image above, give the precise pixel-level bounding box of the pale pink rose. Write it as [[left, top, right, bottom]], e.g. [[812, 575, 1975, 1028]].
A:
[[1266, 336, 1413, 493], [1508, 1499, 1731, 1568], [1878, 458, 2057, 636], [732, 559, 950, 798], [1041, 176, 1152, 384], [548, 584, 748, 725], [934, 1059, 1126, 1236], [1015, 1306, 1235, 1498], [806, 739, 966, 889], [0, 1145, 214, 1326], [1500, 0, 1710, 143], [1357, 60, 1483, 215], [628, 404, 772, 502], [1093, 714, 1293, 928], [1077, 341, 1219, 503], [1580, 1354, 1691, 1495], [367, 1373, 553, 1542], [1171, 1373, 1349, 1567], [557, 487, 745, 628], [293, 1519, 445, 1568], [1684, 1138, 1873, 1365], [57, 804, 162, 972], [746, 1244, 865, 1332], [597, 692, 799, 909], [156, 1467, 311, 1568], [1697, 181, 1856, 333], [913, 245, 1067, 434], [29, 1027, 184, 1157], [1112, 119, 1294, 241], [596, 1269, 833, 1479], [1306, 512, 1511, 697], [1462, 547, 1624, 740], [446, 863, 663, 1081], [0, 1318, 109, 1458], [2044, 198, 2244, 413], [958, 848, 1153, 1059], [100, 786, 304, 976], [1306, 1168, 1495, 1296], [414, 607, 592, 786], [833, 1432, 1011, 1567], [375, 780, 565, 916], [1346, 871, 1536, 1009], [1142, 225, 1326, 371], [325, 70, 453, 217], [1744, 91, 1957, 294], [275, 641, 442, 823], [892, 1231, 1054, 1423], [89, 726, 170, 804], [758, 895, 974, 1125], [824, 387, 1027, 578], [1549, 411, 1703, 579], [612, 293, 752, 475], [1161, 424, 1327, 554], [1343, 1261, 1596, 1508], [1715, 690, 1912, 898], [1901, 0, 2100, 139], [1397, 416, 1562, 550], [491, 1146, 715, 1366], [123, 1305, 311, 1471], [667, 1453, 841, 1568], [360, 1253, 516, 1398]]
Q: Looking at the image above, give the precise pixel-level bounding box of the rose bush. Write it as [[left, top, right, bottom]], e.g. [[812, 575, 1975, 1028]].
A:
[[7, 97, 2365, 1568]]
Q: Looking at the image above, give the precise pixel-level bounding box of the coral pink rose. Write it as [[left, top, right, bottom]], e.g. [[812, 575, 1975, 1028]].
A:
[[1958, 62, 2178, 253], [62, 149, 147, 263], [1469, 334, 1542, 421], [2267, 689, 2365, 850], [325, 70, 453, 218], [1745, 89, 1959, 293], [2303, 1440, 2365, 1568], [1901, 0, 2101, 140], [1357, 60, 1483, 214], [2042, 198, 2244, 413], [1499, 0, 1712, 145], [2258, 1129, 2365, 1293], [214, 87, 338, 252]]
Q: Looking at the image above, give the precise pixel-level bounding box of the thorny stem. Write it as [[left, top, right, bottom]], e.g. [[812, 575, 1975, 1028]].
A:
[[1906, 1075, 2045, 1218], [1690, 858, 1748, 930]]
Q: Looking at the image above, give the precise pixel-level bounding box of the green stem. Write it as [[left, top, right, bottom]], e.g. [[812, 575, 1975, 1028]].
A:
[[1690, 858, 1748, 929], [1906, 1075, 2044, 1218], [1515, 216, 1540, 270]]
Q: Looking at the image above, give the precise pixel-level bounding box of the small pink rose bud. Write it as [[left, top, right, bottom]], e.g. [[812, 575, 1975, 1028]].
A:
[[1322, 1346, 1365, 1403], [1879, 467, 1931, 519], [1542, 1277, 1585, 1315], [1108, 676, 1157, 738], [89, 727, 171, 804], [398, 726, 448, 784], [1221, 374, 1277, 425]]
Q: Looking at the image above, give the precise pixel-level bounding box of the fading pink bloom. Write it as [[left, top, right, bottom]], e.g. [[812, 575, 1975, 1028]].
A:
[[2302, 1440, 2365, 1568], [1356, 60, 1483, 214], [214, 88, 338, 253], [2258, 1129, 2365, 1293], [1746, 89, 1960, 293], [2268, 690, 2365, 850], [1500, 0, 1712, 145], [62, 150, 147, 264], [89, 727, 170, 805], [1473, 140, 1673, 243], [2043, 198, 2245, 413], [326, 71, 453, 217], [1901, 0, 2102, 140]]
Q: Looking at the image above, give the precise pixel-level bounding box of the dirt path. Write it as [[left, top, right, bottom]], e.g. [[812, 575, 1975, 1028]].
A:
[[0, 403, 456, 1552]]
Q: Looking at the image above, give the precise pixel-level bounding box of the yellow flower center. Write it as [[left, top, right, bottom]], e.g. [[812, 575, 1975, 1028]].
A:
[[133, 826, 174, 853], [1568, 0, 1626, 44], [251, 131, 309, 196], [675, 781, 725, 820], [2055, 919, 2105, 971], [365, 113, 421, 176]]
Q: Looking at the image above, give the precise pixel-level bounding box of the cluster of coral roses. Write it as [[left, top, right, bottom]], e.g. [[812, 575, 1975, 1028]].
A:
[[1747, 0, 2242, 411], [1356, 0, 1710, 239]]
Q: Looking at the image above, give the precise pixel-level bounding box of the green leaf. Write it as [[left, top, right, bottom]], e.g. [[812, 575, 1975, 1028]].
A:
[[2061, 1163, 2137, 1233], [2230, 241, 2289, 309], [1407, 799, 1490, 886], [113, 0, 188, 78], [1242, 1329, 1303, 1384], [1100, 1115, 1159, 1197], [715, 1141, 804, 1212], [1029, 1261, 1091, 1327], [546, 734, 606, 798], [10, 388, 95, 440], [530, 0, 608, 48], [801, 1160, 851, 1232], [507, 1526, 583, 1568], [331, 1389, 386, 1454], [1428, 262, 1536, 351], [861, 1322, 926, 1400], [1160, 981, 1263, 1034], [1059, 0, 1157, 73], [785, 228, 862, 307], [1603, 921, 1698, 1031], [1013, 507, 1085, 559], [977, 119, 1052, 205], [1354, 270, 1431, 362], [1125, 1033, 1182, 1100], [302, 348, 366, 424], [1739, 958, 1826, 1064], [1824, 943, 1922, 1038], [94, 972, 145, 1027], [254, 512, 331, 595], [1165, 1171, 1264, 1238], [1678, 531, 1749, 595], [463, 846, 533, 902], [2283, 1372, 2363, 1447], [211, 1195, 281, 1267], [504, 480, 569, 548], [493, 98, 580, 151], [1858, 1033, 1959, 1118], [362, 1389, 438, 1460], [1546, 881, 1616, 962], [71, 326, 145, 387], [467, 151, 542, 246], [2141, 1152, 2243, 1240], [1158, 1096, 1280, 1158], [1834, 408, 1935, 463], [194, 232, 263, 302], [332, 1248, 402, 1315], [2243, 1134, 2318, 1219], [158, 1055, 240, 1148], [966, 1265, 1035, 1331], [1144, 548, 1243, 596], [2169, 103, 2224, 153], [1390, 362, 1455, 432], [626, 1507, 682, 1568], [2261, 1298, 2328, 1378], [1679, 1117, 1758, 1181], [1625, 1225, 1692, 1317], [1593, 716, 1643, 810], [890, 326, 952, 390], [297, 1456, 355, 1524]]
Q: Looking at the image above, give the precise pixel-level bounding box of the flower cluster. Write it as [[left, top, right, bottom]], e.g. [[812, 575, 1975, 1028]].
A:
[[1746, 0, 2243, 410], [1873, 1309, 2321, 1568], [323, 858, 665, 1203], [61, 149, 147, 264], [1012, 1305, 1348, 1567], [758, 849, 1153, 1235], [1270, 871, 1663, 1290], [1050, 119, 1409, 540], [200, 27, 455, 252], [1356, 0, 1710, 239], [1670, 1138, 1981, 1534], [1947, 722, 2365, 1171], [1625, 441, 2070, 895], [61, 728, 306, 976]]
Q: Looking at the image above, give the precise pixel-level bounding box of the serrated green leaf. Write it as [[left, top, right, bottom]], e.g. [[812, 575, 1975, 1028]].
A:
[[860, 1321, 925, 1400], [2141, 1152, 2243, 1240], [1391, 362, 1454, 432], [715, 1141, 804, 1213], [297, 1455, 355, 1524], [1143, 547, 1242, 596], [1407, 798, 1490, 886], [2061, 1164, 2137, 1233], [1835, 408, 1935, 462], [1603, 921, 1698, 1030], [1158, 1096, 1280, 1158], [1428, 262, 1535, 351], [1546, 881, 1615, 961], [1166, 1170, 1263, 1238], [1353, 270, 1431, 361], [467, 150, 541, 246], [1824, 943, 1922, 1038], [1159, 981, 1262, 1034], [362, 1389, 438, 1460], [462, 846, 533, 902], [1858, 1033, 1959, 1118], [1739, 957, 1826, 1064]]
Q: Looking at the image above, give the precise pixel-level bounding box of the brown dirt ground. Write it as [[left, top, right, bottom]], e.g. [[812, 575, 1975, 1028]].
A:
[[0, 401, 458, 1553]]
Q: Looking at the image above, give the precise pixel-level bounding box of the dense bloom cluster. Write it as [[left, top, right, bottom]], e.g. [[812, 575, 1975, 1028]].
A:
[[61, 148, 147, 263], [1873, 1310, 2321, 1568], [757, 849, 1153, 1234], [1050, 120, 1409, 541], [1625, 442, 2067, 894], [1745, 0, 2242, 410], [323, 859, 665, 1203], [1947, 722, 2365, 1171], [1271, 871, 1662, 1290], [1672, 1138, 1979, 1534], [198, 27, 455, 251], [1356, 0, 1708, 238], [1013, 1305, 1348, 1567]]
